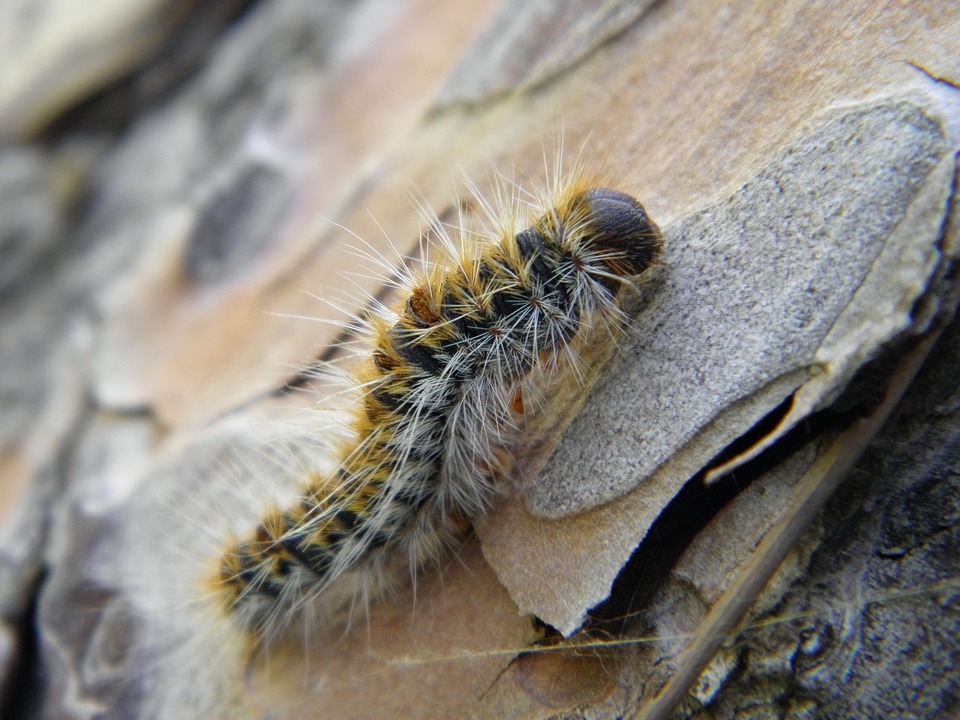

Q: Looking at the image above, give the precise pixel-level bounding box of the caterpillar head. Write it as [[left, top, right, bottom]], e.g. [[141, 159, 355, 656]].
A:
[[574, 188, 663, 283]]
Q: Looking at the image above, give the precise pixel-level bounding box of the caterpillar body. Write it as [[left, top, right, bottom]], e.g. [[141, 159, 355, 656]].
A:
[[214, 174, 663, 640]]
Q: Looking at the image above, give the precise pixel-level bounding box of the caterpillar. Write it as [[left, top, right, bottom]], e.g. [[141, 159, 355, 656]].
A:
[[213, 169, 663, 641]]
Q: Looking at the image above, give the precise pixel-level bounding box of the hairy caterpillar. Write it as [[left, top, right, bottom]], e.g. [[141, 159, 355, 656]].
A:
[[213, 169, 663, 641]]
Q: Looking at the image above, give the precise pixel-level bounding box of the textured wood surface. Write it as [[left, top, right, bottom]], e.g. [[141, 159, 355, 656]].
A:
[[0, 1, 957, 718]]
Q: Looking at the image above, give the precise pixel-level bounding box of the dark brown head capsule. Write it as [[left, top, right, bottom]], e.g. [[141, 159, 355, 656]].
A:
[[577, 188, 663, 283]]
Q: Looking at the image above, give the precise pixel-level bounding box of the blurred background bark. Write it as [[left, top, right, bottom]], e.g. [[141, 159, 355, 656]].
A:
[[0, 1, 957, 718]]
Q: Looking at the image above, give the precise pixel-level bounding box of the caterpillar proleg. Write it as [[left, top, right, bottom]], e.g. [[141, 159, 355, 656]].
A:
[[213, 167, 663, 642]]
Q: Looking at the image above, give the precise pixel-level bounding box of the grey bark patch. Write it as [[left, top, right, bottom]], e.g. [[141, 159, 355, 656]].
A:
[[527, 98, 954, 518], [0, 147, 63, 294], [435, 0, 661, 106], [183, 162, 292, 284]]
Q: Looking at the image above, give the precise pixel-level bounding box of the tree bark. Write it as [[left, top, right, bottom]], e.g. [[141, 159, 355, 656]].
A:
[[0, 1, 957, 718]]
